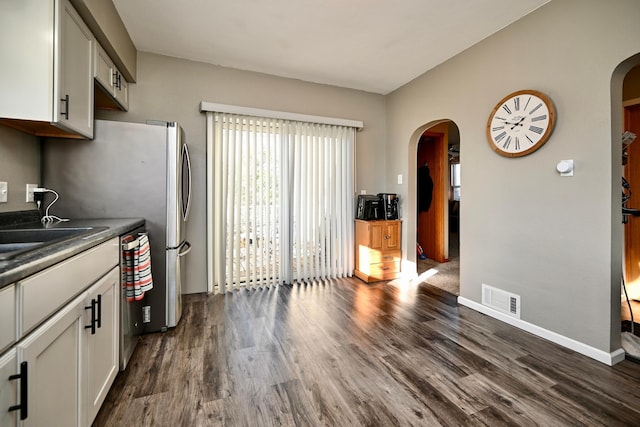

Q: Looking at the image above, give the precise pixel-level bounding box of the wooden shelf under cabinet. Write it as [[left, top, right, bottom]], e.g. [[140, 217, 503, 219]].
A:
[[354, 219, 401, 282]]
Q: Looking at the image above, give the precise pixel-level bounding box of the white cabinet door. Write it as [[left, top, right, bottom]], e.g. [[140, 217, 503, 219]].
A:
[[0, 348, 18, 427], [0, 0, 93, 139], [114, 73, 129, 111], [94, 43, 115, 94], [0, 0, 54, 122], [94, 42, 129, 111], [85, 267, 119, 425], [18, 293, 85, 427], [57, 0, 94, 138], [0, 285, 16, 353]]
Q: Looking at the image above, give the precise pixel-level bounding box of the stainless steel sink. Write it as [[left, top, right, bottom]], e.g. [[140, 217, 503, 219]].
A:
[[0, 227, 106, 260]]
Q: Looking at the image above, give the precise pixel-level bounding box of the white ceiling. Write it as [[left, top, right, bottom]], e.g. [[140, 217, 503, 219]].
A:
[[112, 0, 551, 95]]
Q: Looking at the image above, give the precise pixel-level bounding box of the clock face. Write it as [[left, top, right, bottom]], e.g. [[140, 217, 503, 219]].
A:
[[486, 90, 556, 157]]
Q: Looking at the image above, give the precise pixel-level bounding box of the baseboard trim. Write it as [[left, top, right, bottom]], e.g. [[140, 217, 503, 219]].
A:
[[457, 296, 626, 366]]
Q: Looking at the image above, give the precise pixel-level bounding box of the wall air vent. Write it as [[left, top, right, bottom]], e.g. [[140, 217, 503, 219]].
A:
[[481, 284, 521, 319]]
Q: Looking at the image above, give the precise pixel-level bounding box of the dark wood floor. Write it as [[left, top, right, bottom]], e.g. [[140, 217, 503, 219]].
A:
[[94, 278, 640, 426]]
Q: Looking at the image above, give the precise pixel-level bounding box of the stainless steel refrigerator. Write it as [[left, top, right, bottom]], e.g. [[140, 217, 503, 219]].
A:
[[42, 120, 192, 335]]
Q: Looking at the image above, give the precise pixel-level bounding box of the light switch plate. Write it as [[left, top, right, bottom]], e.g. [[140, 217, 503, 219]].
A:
[[0, 182, 7, 203]]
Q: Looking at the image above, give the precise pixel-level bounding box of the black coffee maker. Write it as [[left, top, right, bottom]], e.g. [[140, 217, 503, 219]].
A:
[[356, 195, 383, 220], [377, 193, 399, 220]]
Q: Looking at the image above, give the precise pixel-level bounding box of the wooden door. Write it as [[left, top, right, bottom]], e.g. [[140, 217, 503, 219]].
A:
[[624, 104, 640, 286], [384, 221, 401, 251], [369, 223, 383, 250], [417, 132, 447, 262]]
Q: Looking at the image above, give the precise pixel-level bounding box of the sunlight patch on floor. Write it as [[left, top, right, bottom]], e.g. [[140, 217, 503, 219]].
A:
[[387, 268, 439, 303], [418, 268, 439, 282]]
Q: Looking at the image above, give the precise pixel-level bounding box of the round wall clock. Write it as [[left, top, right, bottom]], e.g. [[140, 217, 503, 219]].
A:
[[486, 89, 556, 157]]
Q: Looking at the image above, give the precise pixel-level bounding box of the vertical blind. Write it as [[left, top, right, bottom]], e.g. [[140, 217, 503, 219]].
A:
[[205, 110, 357, 293]]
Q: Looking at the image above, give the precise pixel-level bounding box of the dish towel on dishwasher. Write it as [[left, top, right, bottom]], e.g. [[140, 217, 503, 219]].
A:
[[123, 233, 153, 301]]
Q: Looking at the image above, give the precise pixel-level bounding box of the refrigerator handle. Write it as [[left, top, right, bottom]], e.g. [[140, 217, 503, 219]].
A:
[[182, 144, 192, 221], [177, 241, 192, 257]]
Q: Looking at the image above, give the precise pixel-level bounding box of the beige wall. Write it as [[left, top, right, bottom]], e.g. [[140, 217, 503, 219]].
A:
[[97, 52, 387, 293], [386, 0, 640, 355], [0, 126, 40, 212]]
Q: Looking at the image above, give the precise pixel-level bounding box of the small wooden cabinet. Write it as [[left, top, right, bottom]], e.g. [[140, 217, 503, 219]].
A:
[[354, 219, 402, 282]]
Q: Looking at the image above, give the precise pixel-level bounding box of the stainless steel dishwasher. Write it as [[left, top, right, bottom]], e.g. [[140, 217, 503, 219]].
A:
[[119, 225, 146, 371]]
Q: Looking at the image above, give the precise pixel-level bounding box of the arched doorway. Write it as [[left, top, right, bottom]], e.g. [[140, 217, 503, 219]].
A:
[[411, 120, 460, 295], [621, 64, 640, 347], [612, 52, 640, 358]]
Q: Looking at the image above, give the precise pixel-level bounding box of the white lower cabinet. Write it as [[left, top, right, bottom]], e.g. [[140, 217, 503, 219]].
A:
[[0, 349, 18, 427], [85, 267, 119, 425], [2, 264, 120, 426], [18, 293, 85, 427]]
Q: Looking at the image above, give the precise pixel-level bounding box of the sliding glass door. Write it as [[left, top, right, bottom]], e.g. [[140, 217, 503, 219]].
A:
[[206, 112, 356, 293]]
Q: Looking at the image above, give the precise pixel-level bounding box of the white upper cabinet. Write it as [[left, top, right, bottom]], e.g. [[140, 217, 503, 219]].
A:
[[0, 0, 94, 139], [94, 42, 129, 111]]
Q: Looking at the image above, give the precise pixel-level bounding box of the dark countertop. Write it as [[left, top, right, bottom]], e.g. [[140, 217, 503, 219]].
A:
[[0, 217, 144, 289]]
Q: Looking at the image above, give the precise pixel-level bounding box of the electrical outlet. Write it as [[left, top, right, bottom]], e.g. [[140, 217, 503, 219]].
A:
[[26, 184, 37, 203], [0, 182, 7, 203]]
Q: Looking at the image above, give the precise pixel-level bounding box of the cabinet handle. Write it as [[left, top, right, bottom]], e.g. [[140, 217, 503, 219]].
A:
[[85, 299, 97, 335], [96, 294, 102, 329], [8, 361, 28, 420], [60, 94, 69, 120], [113, 71, 122, 90]]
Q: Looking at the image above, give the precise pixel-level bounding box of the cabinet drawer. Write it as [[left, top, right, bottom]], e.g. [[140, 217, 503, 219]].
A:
[[20, 237, 119, 336], [0, 285, 15, 352], [369, 261, 400, 277], [368, 250, 401, 265]]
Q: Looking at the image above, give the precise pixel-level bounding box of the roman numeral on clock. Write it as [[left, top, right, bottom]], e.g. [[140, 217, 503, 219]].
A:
[[502, 105, 512, 115], [494, 131, 507, 143], [514, 97, 520, 111], [503, 136, 512, 149], [529, 103, 542, 115], [531, 115, 547, 122], [529, 125, 544, 134]]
